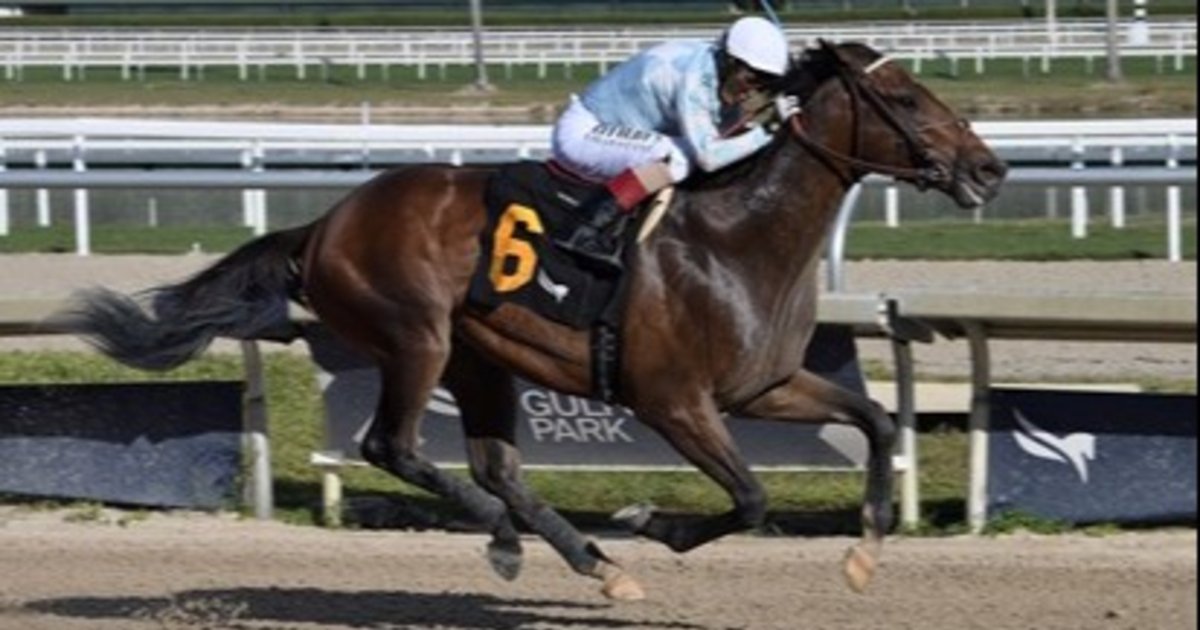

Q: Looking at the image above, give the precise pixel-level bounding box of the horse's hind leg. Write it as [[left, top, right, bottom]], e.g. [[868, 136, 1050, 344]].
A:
[[443, 344, 644, 601], [358, 336, 516, 567], [440, 344, 523, 581], [737, 369, 897, 593]]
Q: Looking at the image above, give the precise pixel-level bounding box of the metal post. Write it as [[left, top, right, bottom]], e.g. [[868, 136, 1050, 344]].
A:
[[469, 0, 491, 91], [322, 468, 343, 527], [885, 186, 900, 228], [35, 150, 50, 227], [825, 183, 864, 292], [1105, 0, 1123, 82], [241, 147, 256, 229], [1166, 133, 1182, 262], [0, 138, 8, 237], [360, 101, 372, 169], [240, 341, 273, 520], [1109, 146, 1126, 228], [965, 322, 991, 534], [1070, 138, 1088, 239], [243, 141, 267, 236], [72, 135, 91, 256], [891, 337, 920, 529], [1046, 0, 1059, 52]]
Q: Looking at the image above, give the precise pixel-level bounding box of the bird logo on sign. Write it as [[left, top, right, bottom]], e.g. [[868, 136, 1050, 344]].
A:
[[1012, 409, 1097, 484]]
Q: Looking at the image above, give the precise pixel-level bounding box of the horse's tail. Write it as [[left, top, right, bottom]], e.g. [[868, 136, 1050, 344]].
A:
[[51, 222, 316, 371]]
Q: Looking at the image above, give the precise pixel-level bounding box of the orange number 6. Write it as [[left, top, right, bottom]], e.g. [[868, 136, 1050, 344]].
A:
[[489, 204, 545, 293]]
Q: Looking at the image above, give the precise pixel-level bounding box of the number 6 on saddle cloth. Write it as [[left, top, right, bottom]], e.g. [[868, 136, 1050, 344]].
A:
[[469, 161, 652, 400]]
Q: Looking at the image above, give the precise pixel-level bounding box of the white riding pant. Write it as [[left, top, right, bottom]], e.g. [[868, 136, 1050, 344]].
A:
[[551, 96, 691, 184]]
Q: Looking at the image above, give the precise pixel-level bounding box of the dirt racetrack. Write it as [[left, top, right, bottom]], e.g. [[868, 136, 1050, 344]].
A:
[[0, 509, 1195, 630], [0, 256, 1196, 629]]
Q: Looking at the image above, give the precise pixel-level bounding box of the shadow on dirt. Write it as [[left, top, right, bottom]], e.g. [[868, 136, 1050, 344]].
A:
[[26, 588, 706, 629]]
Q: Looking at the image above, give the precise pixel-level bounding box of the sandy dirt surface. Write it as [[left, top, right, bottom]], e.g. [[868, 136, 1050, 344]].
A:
[[0, 254, 1194, 382], [0, 258, 1196, 630], [0, 508, 1195, 630]]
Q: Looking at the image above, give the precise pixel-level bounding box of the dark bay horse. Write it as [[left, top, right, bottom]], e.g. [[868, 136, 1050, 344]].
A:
[[55, 41, 1005, 600]]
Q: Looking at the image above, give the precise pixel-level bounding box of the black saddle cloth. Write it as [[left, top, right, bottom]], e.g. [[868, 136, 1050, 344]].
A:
[[467, 161, 636, 331]]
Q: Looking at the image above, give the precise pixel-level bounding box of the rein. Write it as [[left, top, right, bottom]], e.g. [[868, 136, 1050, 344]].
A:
[[786, 54, 952, 191]]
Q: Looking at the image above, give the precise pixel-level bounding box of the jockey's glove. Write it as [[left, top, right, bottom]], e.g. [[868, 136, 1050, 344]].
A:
[[774, 94, 801, 123]]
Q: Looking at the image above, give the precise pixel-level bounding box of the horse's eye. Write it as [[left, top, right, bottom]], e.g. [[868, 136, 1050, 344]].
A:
[[895, 93, 919, 110]]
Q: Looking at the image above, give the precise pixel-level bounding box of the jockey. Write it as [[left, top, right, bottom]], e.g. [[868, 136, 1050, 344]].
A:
[[551, 16, 799, 270]]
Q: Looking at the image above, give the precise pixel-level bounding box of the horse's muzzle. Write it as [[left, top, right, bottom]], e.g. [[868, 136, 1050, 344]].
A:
[[950, 157, 1008, 209]]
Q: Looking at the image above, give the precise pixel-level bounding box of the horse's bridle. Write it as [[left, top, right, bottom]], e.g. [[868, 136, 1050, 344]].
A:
[[787, 50, 955, 191]]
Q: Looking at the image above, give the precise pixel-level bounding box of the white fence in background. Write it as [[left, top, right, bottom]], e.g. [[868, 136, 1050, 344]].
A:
[[0, 116, 1192, 161], [0, 117, 1194, 259], [0, 19, 1194, 80]]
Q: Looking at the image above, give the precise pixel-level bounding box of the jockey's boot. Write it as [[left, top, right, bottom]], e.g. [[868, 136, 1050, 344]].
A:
[[556, 192, 627, 273]]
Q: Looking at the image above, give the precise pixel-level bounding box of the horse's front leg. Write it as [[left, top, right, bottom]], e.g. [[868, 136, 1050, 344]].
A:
[[736, 369, 897, 593], [617, 393, 768, 554]]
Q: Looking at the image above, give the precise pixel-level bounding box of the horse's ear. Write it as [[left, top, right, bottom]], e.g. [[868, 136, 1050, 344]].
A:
[[786, 53, 800, 73], [814, 39, 844, 66]]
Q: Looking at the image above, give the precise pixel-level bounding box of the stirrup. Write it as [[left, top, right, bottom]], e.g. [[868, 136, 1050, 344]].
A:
[[557, 226, 624, 273]]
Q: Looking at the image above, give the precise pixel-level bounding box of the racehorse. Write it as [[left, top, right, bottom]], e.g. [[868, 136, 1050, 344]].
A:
[[54, 41, 1006, 600]]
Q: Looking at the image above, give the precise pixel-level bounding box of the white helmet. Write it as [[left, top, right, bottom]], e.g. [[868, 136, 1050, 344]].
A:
[[724, 16, 790, 76]]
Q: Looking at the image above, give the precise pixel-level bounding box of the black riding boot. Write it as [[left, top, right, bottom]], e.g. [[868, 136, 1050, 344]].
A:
[[556, 192, 628, 272]]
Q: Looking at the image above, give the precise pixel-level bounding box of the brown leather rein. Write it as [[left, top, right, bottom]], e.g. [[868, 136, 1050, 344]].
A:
[[781, 54, 955, 191]]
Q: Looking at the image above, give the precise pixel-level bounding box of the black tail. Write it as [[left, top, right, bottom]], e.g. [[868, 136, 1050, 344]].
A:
[[50, 223, 314, 371]]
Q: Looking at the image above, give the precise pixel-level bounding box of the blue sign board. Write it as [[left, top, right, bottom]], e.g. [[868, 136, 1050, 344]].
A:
[[988, 388, 1197, 524], [0, 382, 243, 509], [305, 324, 872, 470]]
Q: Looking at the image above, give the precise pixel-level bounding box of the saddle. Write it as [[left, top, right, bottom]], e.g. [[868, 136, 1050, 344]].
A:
[[467, 161, 665, 401]]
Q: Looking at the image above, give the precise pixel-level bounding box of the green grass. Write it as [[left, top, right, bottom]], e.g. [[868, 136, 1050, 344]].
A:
[[2, 219, 1193, 260], [0, 52, 1194, 119], [847, 219, 1198, 261], [0, 225, 257, 255]]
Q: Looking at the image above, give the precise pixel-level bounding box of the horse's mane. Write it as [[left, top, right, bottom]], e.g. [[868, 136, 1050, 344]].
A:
[[679, 41, 882, 193]]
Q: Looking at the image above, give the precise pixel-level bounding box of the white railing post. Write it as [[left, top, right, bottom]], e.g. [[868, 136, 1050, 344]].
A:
[[1109, 146, 1126, 228], [35, 150, 50, 227], [1166, 133, 1182, 262], [241, 146, 255, 228], [237, 41, 248, 81], [240, 141, 267, 235], [250, 141, 267, 236], [1070, 137, 1088, 239], [0, 137, 9, 237], [240, 340, 274, 520], [885, 185, 900, 228], [359, 101, 376, 169], [72, 134, 91, 256], [294, 38, 305, 80]]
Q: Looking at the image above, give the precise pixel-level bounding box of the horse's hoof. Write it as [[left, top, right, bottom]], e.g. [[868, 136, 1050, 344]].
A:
[[601, 570, 646, 601], [612, 503, 655, 532], [842, 544, 878, 594], [486, 540, 523, 582]]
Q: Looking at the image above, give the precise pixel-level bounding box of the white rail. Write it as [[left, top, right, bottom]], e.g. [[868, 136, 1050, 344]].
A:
[[0, 20, 1194, 78], [0, 116, 1193, 152], [0, 118, 1194, 259]]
